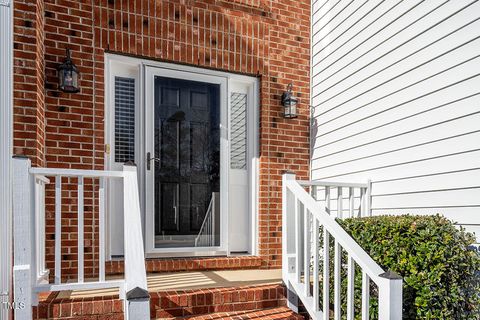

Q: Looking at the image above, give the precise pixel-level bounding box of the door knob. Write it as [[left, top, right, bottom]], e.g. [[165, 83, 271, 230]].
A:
[[146, 152, 160, 170]]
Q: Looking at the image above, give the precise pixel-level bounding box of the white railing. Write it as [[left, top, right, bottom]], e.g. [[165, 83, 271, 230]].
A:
[[300, 179, 372, 219], [194, 192, 218, 247], [282, 173, 402, 320], [12, 157, 150, 320], [34, 175, 50, 285]]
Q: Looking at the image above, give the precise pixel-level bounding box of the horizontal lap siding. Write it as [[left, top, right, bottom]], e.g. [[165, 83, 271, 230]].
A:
[[310, 0, 480, 241]]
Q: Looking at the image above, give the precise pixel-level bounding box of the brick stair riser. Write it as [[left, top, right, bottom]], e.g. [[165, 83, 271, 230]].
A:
[[152, 285, 287, 319], [33, 284, 289, 319], [180, 307, 304, 320], [106, 257, 263, 275], [33, 298, 124, 320]]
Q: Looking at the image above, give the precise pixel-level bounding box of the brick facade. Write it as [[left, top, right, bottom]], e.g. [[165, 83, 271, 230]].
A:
[[14, 0, 46, 167], [13, 0, 310, 279]]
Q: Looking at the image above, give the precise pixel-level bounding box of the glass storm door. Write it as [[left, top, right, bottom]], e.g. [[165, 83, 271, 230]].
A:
[[148, 75, 221, 249]]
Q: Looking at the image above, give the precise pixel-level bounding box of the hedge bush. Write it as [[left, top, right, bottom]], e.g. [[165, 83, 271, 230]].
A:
[[337, 214, 480, 319]]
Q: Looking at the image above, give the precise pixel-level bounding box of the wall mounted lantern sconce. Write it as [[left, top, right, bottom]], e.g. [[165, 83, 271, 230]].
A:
[[281, 83, 298, 118], [57, 48, 80, 93]]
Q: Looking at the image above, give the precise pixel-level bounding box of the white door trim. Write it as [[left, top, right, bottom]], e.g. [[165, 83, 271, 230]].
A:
[[228, 79, 259, 254], [0, 1, 13, 318], [105, 54, 259, 258], [104, 59, 142, 258]]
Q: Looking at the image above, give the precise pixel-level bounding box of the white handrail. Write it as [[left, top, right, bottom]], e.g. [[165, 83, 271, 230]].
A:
[[12, 158, 150, 320], [194, 192, 217, 247], [297, 180, 369, 189], [30, 167, 125, 178], [282, 173, 402, 320]]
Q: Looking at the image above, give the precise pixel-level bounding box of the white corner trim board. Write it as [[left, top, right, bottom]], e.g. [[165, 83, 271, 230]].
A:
[[0, 1, 13, 320]]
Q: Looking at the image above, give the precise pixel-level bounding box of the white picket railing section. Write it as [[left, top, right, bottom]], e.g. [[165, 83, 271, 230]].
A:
[[282, 173, 402, 320], [12, 157, 150, 320], [194, 192, 218, 247]]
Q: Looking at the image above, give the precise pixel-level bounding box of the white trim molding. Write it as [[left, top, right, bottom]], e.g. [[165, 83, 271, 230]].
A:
[[0, 1, 13, 319], [104, 55, 260, 257]]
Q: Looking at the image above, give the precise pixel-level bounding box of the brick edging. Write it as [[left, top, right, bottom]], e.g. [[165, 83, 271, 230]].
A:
[[106, 256, 263, 275]]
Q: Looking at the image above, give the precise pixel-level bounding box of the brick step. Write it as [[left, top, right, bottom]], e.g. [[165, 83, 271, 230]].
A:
[[151, 284, 288, 319], [106, 256, 263, 275], [179, 306, 304, 319], [33, 293, 124, 319], [34, 283, 295, 320]]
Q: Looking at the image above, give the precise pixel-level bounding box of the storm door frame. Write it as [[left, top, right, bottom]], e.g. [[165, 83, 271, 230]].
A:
[[144, 66, 229, 256]]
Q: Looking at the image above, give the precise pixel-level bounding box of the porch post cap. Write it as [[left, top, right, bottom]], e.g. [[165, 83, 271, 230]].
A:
[[282, 170, 295, 175], [379, 270, 402, 280], [126, 287, 150, 301], [124, 160, 136, 167]]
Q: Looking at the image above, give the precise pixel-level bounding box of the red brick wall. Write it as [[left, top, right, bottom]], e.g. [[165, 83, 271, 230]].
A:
[[14, 0, 310, 279], [14, 0, 46, 167]]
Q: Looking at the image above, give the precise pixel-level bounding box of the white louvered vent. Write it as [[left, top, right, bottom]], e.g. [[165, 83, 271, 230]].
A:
[[114, 77, 135, 163], [230, 92, 247, 169]]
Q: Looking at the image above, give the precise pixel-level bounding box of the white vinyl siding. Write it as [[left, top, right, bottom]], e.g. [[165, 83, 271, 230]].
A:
[[310, 0, 480, 241]]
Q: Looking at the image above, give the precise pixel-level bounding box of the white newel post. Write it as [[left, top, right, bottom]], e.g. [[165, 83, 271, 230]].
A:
[[1, 2, 13, 319], [122, 163, 150, 320], [12, 156, 33, 320], [282, 172, 298, 312], [378, 271, 403, 320]]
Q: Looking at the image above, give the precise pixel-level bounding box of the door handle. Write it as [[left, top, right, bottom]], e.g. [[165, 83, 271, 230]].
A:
[[146, 152, 160, 170]]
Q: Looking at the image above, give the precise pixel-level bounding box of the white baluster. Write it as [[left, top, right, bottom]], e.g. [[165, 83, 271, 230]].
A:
[[313, 219, 320, 312], [41, 181, 46, 277], [211, 194, 215, 246], [366, 180, 372, 217], [347, 255, 355, 320], [78, 177, 84, 283], [349, 187, 354, 219], [334, 243, 341, 320], [325, 186, 330, 215], [209, 214, 212, 246], [323, 186, 331, 319], [323, 229, 330, 320], [334, 187, 343, 319], [337, 187, 343, 219], [362, 272, 370, 320], [99, 177, 106, 282], [311, 185, 317, 201], [55, 176, 62, 284], [295, 198, 302, 283], [34, 180, 40, 279], [360, 188, 366, 218], [304, 210, 311, 296]]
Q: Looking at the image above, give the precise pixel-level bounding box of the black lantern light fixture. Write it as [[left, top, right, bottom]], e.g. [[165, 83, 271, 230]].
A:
[[281, 83, 298, 118], [57, 48, 80, 93]]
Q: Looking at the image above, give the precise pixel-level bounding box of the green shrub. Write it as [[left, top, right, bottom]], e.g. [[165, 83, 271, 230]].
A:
[[338, 214, 480, 319]]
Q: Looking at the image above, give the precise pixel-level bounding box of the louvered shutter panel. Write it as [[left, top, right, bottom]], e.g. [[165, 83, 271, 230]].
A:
[[230, 92, 247, 169], [114, 77, 135, 163]]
